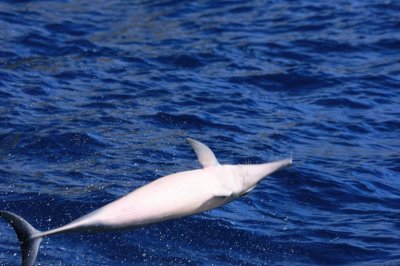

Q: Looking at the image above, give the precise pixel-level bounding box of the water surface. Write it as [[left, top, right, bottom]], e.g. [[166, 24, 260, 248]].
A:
[[0, 0, 399, 265]]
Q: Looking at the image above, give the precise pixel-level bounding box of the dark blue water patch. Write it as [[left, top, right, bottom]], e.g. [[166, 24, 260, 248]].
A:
[[379, 197, 400, 210], [371, 175, 400, 197], [308, 242, 386, 265], [16, 132, 107, 162], [305, 121, 341, 134], [389, 159, 400, 173], [52, 70, 94, 80], [292, 187, 339, 210], [0, 89, 13, 98], [312, 98, 371, 109], [343, 123, 371, 134], [0, 50, 18, 59], [126, 218, 381, 265], [17, 33, 115, 58], [190, 91, 256, 109], [361, 235, 400, 246], [0, 132, 21, 156], [148, 112, 246, 133], [80, 102, 117, 109], [81, 45, 120, 58], [100, 77, 120, 85], [0, 10, 39, 26], [292, 39, 363, 54], [119, 55, 152, 69], [45, 21, 99, 37], [360, 74, 400, 89], [77, 232, 196, 265], [134, 87, 169, 100], [374, 39, 400, 50], [69, 115, 133, 128], [343, 87, 392, 98], [274, 50, 314, 62], [89, 93, 136, 102], [1, 56, 46, 72], [103, 67, 127, 76], [156, 54, 204, 68], [229, 70, 338, 92], [228, 5, 254, 14], [18, 33, 66, 56], [31, 103, 63, 115], [21, 86, 48, 96], [308, 228, 351, 242], [371, 1, 400, 11], [101, 116, 133, 125], [64, 38, 98, 51], [292, 22, 331, 32], [367, 119, 400, 133], [280, 171, 368, 210]]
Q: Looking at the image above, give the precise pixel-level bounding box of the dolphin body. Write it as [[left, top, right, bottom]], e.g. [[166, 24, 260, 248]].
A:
[[0, 138, 292, 266]]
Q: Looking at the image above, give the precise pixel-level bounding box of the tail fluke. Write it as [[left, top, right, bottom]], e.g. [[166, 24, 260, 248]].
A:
[[0, 211, 42, 266]]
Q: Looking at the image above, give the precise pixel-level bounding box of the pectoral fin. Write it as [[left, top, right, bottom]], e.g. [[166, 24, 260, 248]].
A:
[[187, 138, 220, 168]]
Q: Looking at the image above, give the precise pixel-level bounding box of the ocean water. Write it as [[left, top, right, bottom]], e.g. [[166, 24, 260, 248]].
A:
[[0, 0, 399, 265]]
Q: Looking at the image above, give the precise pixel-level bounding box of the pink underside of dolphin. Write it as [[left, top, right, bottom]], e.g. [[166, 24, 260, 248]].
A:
[[0, 138, 292, 266]]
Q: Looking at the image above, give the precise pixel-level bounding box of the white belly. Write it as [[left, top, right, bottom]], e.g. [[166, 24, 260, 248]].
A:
[[89, 169, 220, 229]]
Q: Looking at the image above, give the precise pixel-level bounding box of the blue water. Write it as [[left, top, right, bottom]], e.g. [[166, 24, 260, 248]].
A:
[[0, 0, 399, 265]]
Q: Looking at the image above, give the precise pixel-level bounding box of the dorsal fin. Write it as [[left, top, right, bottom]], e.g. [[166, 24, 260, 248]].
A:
[[187, 138, 220, 168]]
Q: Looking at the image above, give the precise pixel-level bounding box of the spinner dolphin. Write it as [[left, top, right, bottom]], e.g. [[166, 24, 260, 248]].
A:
[[0, 138, 292, 266]]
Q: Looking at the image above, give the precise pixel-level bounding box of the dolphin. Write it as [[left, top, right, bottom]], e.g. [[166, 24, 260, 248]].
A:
[[0, 138, 292, 266]]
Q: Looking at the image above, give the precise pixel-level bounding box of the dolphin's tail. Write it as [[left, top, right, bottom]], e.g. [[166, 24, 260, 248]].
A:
[[0, 211, 42, 266]]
